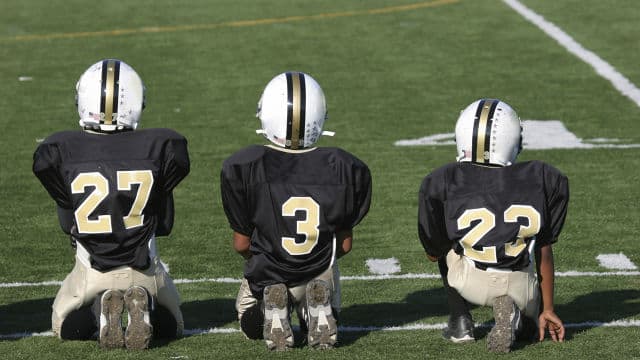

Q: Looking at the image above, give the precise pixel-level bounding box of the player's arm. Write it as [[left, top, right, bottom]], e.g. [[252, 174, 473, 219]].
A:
[[336, 229, 352, 258], [535, 244, 565, 342], [233, 231, 252, 260]]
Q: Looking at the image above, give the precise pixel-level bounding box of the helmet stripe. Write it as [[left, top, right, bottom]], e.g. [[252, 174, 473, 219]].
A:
[[470, 99, 485, 162], [285, 72, 306, 149], [472, 99, 499, 163], [100, 59, 120, 126], [285, 72, 293, 148]]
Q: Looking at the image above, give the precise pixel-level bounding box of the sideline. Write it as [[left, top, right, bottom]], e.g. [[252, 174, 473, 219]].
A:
[[503, 0, 640, 108]]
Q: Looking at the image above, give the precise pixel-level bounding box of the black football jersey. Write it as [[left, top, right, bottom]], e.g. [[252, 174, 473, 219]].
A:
[[33, 128, 190, 271], [221, 145, 372, 296], [418, 161, 568, 271]]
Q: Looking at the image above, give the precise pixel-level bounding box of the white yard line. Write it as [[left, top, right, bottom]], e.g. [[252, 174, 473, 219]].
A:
[[503, 0, 640, 108], [3, 319, 640, 340], [2, 270, 638, 288]]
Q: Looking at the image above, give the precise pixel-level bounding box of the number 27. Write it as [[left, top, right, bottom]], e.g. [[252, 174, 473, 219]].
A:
[[71, 170, 154, 234]]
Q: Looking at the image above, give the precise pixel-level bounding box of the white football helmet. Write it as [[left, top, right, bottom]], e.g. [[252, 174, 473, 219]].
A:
[[76, 59, 145, 132], [256, 71, 332, 149], [455, 99, 522, 166]]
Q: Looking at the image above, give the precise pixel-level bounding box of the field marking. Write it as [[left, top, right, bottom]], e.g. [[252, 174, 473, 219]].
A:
[[2, 270, 638, 289], [395, 120, 640, 149], [2, 0, 458, 43], [503, 0, 640, 109], [597, 253, 638, 270], [2, 319, 639, 340]]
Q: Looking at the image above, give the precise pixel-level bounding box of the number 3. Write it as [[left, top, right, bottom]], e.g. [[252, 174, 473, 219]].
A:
[[457, 205, 540, 263], [281, 197, 320, 256], [71, 170, 154, 234]]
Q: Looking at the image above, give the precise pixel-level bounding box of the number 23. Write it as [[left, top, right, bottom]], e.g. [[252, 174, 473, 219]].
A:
[[457, 205, 540, 263]]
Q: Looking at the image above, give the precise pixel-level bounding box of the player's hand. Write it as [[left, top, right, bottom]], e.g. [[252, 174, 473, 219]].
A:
[[538, 310, 565, 342], [426, 253, 439, 262]]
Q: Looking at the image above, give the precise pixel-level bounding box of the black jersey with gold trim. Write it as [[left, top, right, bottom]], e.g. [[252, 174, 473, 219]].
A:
[[33, 128, 190, 271], [418, 161, 568, 271], [221, 145, 371, 297]]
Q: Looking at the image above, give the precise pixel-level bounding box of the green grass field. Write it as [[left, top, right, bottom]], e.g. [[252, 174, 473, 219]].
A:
[[1, 0, 639, 358]]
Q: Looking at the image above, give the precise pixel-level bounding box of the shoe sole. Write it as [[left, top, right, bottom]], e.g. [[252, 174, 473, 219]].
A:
[[487, 296, 517, 353], [263, 284, 293, 351], [444, 333, 475, 344], [306, 280, 337, 349], [124, 286, 153, 350], [99, 290, 125, 349]]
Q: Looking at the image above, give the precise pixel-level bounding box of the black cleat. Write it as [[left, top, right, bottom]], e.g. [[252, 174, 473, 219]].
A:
[[442, 314, 475, 343]]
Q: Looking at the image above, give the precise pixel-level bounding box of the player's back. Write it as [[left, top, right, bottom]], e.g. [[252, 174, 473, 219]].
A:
[[33, 128, 190, 271], [424, 160, 568, 271], [221, 145, 371, 292]]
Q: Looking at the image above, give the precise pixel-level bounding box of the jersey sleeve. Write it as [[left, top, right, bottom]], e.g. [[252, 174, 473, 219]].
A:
[[417, 173, 452, 258], [155, 192, 175, 237], [32, 141, 72, 209], [538, 167, 569, 246], [161, 136, 190, 192], [347, 161, 372, 229], [220, 162, 254, 236]]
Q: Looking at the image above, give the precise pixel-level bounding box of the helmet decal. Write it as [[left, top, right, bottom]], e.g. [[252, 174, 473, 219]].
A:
[[285, 72, 306, 150], [100, 59, 121, 126], [471, 99, 499, 164]]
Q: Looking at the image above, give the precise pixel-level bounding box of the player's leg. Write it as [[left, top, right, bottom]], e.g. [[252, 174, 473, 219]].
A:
[[293, 265, 338, 349], [506, 263, 540, 342], [235, 278, 263, 340], [146, 258, 184, 338], [486, 295, 520, 353], [53, 259, 125, 347], [263, 283, 294, 351], [123, 285, 153, 350], [96, 289, 126, 349], [438, 255, 475, 343]]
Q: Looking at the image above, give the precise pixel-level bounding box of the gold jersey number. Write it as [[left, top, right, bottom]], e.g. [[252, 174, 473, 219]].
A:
[[457, 205, 541, 263], [281, 196, 320, 256], [71, 170, 154, 234]]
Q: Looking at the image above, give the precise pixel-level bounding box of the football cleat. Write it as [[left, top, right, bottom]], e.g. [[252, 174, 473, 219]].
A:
[[256, 71, 332, 150], [123, 285, 153, 350], [487, 295, 521, 353], [305, 279, 337, 349], [442, 314, 475, 343], [263, 284, 293, 351], [76, 59, 145, 132], [98, 289, 125, 349], [455, 99, 522, 166]]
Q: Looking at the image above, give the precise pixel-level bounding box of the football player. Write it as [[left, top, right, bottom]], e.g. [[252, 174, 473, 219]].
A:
[[220, 72, 372, 351], [417, 99, 568, 353], [32, 59, 190, 350]]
